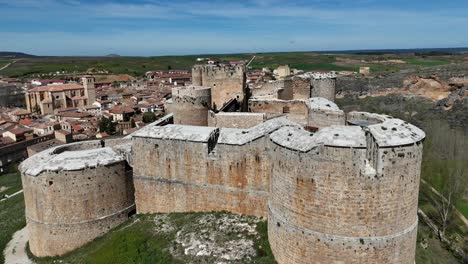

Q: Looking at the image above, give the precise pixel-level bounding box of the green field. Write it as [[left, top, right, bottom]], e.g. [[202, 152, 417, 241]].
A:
[[405, 58, 451, 66], [0, 52, 463, 78], [0, 194, 26, 264]]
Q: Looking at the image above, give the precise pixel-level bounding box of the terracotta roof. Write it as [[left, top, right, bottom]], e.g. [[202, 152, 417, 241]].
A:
[[36, 79, 65, 83], [10, 108, 31, 116], [57, 111, 93, 118], [7, 128, 32, 135], [19, 118, 33, 126], [109, 106, 134, 114], [28, 83, 83, 93], [72, 124, 84, 132]]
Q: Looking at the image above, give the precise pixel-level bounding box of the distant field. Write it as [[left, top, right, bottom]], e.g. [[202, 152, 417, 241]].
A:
[[1, 52, 465, 78], [405, 58, 451, 66]]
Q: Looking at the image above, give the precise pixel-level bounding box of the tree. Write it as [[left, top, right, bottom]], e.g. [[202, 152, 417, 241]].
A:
[[167, 65, 172, 70], [99, 117, 116, 135], [130, 118, 136, 128], [142, 112, 156, 123], [424, 120, 468, 238]]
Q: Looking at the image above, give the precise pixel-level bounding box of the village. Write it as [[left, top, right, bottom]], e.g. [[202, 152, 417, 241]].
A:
[[0, 58, 367, 172]]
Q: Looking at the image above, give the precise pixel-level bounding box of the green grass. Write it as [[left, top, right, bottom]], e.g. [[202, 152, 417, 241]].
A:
[[416, 221, 462, 264], [405, 58, 451, 66], [455, 200, 468, 218], [0, 168, 22, 197], [0, 193, 26, 264], [30, 212, 275, 264]]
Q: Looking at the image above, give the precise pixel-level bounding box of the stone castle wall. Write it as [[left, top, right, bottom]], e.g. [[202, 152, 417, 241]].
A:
[[290, 77, 311, 99], [249, 99, 309, 126], [267, 124, 423, 264], [208, 111, 266, 128], [172, 86, 211, 126], [308, 108, 346, 128], [132, 130, 272, 217], [192, 65, 245, 110], [22, 162, 134, 257], [21, 111, 425, 263], [20, 141, 135, 257], [311, 78, 336, 102], [250, 77, 310, 101]]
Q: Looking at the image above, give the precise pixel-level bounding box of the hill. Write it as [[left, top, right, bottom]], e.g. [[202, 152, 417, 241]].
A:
[[0, 52, 36, 59]]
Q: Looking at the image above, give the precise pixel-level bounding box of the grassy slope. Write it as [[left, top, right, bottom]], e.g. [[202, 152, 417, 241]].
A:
[[0, 194, 26, 264], [416, 221, 461, 264], [27, 211, 459, 264], [0, 170, 22, 197], [31, 213, 274, 264]]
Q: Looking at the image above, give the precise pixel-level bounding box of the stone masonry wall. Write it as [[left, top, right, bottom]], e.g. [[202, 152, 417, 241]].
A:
[[268, 139, 423, 264], [132, 137, 270, 217], [208, 111, 266, 128], [311, 78, 336, 102], [172, 86, 211, 126], [194, 65, 245, 110], [249, 100, 308, 126], [290, 77, 311, 100], [22, 163, 135, 257], [308, 109, 346, 128]]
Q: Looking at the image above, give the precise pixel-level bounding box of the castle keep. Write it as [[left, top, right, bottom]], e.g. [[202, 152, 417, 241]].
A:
[[19, 65, 425, 263]]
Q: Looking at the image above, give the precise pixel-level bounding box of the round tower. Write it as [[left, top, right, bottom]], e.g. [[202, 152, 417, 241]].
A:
[[310, 73, 336, 102], [20, 141, 135, 257], [172, 86, 211, 126], [268, 117, 425, 264]]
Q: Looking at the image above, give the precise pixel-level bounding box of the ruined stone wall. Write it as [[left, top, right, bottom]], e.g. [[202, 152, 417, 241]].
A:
[[290, 77, 311, 99], [22, 163, 135, 257], [172, 86, 211, 126], [308, 109, 346, 128], [191, 66, 203, 86], [249, 99, 308, 126], [132, 137, 270, 217], [208, 111, 266, 128], [346, 111, 388, 125], [268, 138, 423, 264], [250, 80, 287, 99], [311, 78, 336, 102], [250, 77, 310, 101], [195, 65, 245, 110]]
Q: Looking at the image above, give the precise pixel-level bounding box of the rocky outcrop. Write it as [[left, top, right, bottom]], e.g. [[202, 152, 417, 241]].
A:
[[337, 62, 468, 99]]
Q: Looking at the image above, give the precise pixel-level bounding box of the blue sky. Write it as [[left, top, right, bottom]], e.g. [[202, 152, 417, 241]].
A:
[[0, 0, 467, 56]]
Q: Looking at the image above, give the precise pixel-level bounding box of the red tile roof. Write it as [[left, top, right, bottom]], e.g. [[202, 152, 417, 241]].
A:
[[28, 83, 83, 93]]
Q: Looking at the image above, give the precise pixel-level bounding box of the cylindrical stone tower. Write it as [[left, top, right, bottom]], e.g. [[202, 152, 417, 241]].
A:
[[311, 73, 336, 102], [268, 117, 425, 264], [172, 86, 211, 126], [20, 141, 135, 257]]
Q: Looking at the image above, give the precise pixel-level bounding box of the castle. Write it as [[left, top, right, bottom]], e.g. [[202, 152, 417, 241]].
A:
[[20, 64, 425, 264]]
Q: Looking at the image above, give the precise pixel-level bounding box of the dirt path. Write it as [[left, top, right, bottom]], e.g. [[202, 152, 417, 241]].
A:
[[421, 179, 468, 227], [0, 60, 17, 72], [0, 190, 23, 202], [3, 227, 33, 264]]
